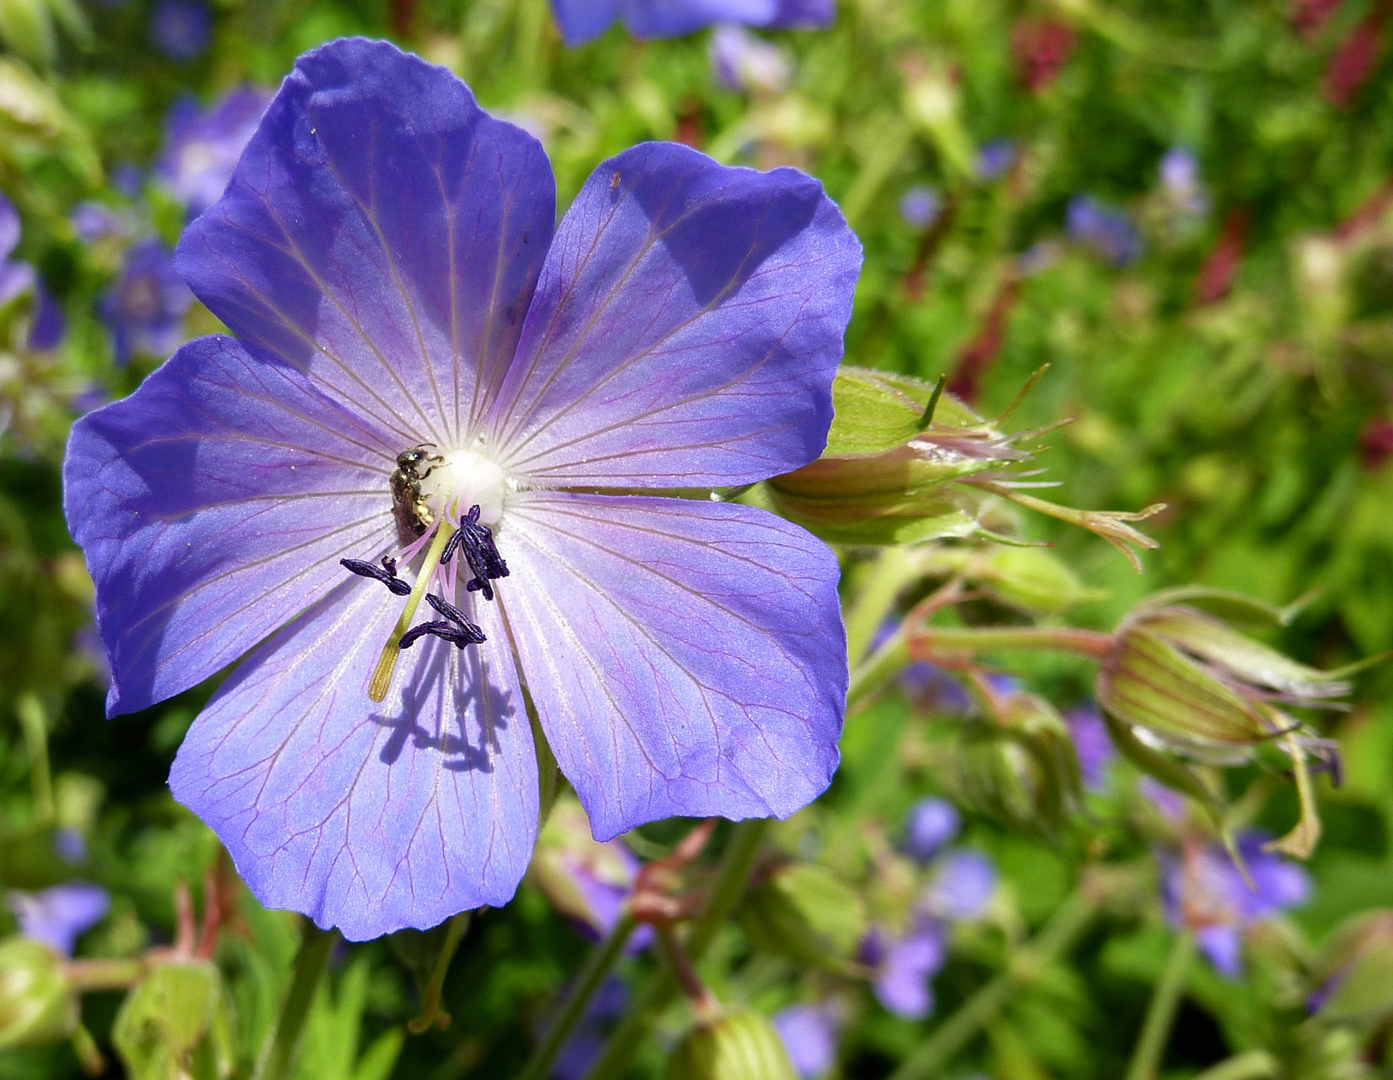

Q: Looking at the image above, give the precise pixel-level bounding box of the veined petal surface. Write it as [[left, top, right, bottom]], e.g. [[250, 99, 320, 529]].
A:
[[169, 581, 537, 940], [498, 492, 845, 840], [177, 38, 555, 448], [64, 334, 397, 716], [489, 142, 861, 488]]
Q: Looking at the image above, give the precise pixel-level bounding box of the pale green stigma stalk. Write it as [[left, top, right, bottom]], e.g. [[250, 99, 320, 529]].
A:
[[368, 521, 457, 703]]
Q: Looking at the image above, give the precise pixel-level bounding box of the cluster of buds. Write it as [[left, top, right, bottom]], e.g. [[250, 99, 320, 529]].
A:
[[864, 580, 1381, 861]]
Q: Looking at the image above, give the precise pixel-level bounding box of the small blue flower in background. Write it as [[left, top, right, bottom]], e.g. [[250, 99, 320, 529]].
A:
[[1159, 833, 1310, 977], [902, 797, 960, 863], [1065, 705, 1114, 791], [65, 39, 860, 941], [71, 202, 132, 244], [923, 848, 996, 921], [976, 138, 1016, 181], [0, 192, 36, 308], [152, 0, 212, 61], [709, 25, 791, 94], [898, 185, 941, 229], [864, 920, 946, 1019], [1158, 146, 1208, 219], [551, 0, 832, 47], [157, 88, 272, 218], [8, 883, 109, 956], [1067, 194, 1141, 266], [772, 1003, 840, 1078], [99, 238, 193, 364], [29, 287, 66, 352]]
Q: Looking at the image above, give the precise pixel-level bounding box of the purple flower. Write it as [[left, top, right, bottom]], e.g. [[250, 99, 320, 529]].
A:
[[152, 0, 212, 60], [1065, 705, 1113, 791], [157, 89, 272, 218], [550, 0, 833, 47], [772, 1003, 839, 1078], [898, 185, 941, 229], [0, 192, 36, 308], [29, 286, 66, 352], [709, 25, 791, 93], [1158, 834, 1310, 977], [64, 40, 859, 941], [7, 884, 109, 956], [922, 849, 995, 921], [902, 797, 960, 863], [976, 139, 1016, 181], [867, 920, 946, 1019], [99, 239, 193, 364], [71, 202, 131, 244], [1160, 147, 1199, 196], [1066, 195, 1141, 266]]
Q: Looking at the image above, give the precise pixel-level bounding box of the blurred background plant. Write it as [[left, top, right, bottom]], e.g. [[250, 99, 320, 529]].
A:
[[1, 0, 1393, 1076]]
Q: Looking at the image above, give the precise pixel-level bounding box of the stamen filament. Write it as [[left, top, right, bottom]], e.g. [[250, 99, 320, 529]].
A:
[[368, 522, 457, 703]]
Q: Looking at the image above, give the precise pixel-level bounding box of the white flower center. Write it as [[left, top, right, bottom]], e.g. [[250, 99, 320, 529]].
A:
[[421, 448, 508, 527]]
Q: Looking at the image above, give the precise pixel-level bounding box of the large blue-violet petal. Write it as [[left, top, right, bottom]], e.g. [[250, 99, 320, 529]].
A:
[[498, 492, 844, 840], [169, 581, 537, 940], [178, 38, 555, 450], [64, 334, 398, 716], [490, 142, 860, 488]]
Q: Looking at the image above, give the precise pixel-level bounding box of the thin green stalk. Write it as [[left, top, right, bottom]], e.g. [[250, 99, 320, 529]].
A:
[[844, 547, 917, 670], [408, 912, 471, 1034], [253, 921, 339, 1080], [1123, 929, 1196, 1080], [1190, 1050, 1279, 1080], [887, 889, 1097, 1080], [846, 633, 910, 714], [514, 913, 638, 1080], [64, 958, 146, 992], [16, 693, 53, 821], [582, 818, 769, 1080]]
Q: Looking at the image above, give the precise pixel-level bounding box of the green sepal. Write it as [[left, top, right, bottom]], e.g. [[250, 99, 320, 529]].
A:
[[665, 1009, 798, 1080], [1098, 707, 1226, 823], [0, 937, 77, 1049], [822, 366, 985, 458], [112, 959, 234, 1080], [740, 863, 867, 974]]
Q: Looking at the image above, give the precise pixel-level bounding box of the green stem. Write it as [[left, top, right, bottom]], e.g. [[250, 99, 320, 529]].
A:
[[1123, 929, 1195, 1080], [1190, 1049, 1279, 1080], [253, 921, 339, 1080], [16, 693, 53, 822], [64, 958, 146, 992], [844, 547, 917, 671], [582, 818, 769, 1080], [846, 633, 910, 714], [408, 912, 471, 1034], [913, 625, 1115, 660], [887, 888, 1098, 1080], [514, 913, 638, 1080]]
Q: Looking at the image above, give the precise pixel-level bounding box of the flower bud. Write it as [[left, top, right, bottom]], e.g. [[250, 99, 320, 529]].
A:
[[1310, 911, 1393, 1025], [0, 937, 78, 1049], [1097, 588, 1359, 762], [112, 959, 233, 1080], [766, 367, 1016, 545], [741, 864, 867, 974], [665, 1009, 799, 1080]]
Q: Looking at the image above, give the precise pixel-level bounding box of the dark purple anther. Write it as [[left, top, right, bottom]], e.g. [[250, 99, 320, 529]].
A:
[[400, 620, 486, 650], [441, 504, 510, 601], [340, 557, 412, 596], [426, 593, 486, 642]]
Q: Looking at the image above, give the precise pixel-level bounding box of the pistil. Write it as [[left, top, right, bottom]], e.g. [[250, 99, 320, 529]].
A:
[[368, 521, 457, 703]]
